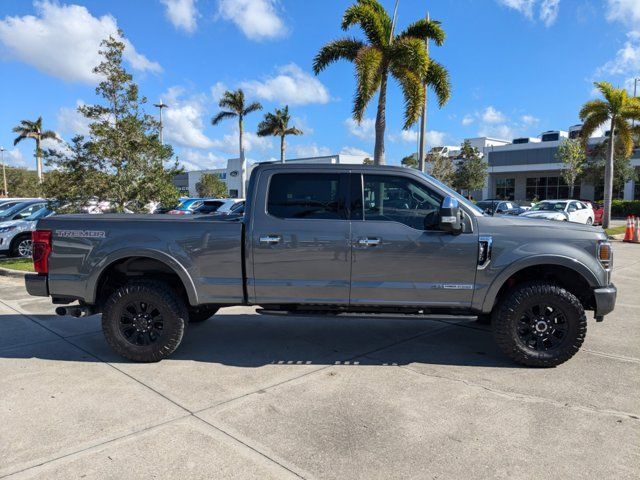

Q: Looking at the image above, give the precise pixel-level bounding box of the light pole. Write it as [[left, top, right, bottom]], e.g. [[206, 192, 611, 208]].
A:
[[154, 100, 168, 145], [0, 147, 7, 197]]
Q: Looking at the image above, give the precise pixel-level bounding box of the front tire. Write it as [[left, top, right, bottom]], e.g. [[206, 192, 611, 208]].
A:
[[586, 217, 593, 225], [102, 280, 187, 362], [493, 281, 586, 367]]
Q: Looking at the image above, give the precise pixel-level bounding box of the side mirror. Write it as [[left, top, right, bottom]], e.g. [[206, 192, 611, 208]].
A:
[[439, 196, 463, 234]]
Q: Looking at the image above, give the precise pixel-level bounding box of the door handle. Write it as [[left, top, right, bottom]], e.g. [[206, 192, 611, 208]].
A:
[[357, 237, 381, 247], [259, 235, 281, 245]]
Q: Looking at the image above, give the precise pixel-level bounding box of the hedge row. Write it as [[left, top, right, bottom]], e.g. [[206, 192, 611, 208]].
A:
[[610, 200, 640, 217]]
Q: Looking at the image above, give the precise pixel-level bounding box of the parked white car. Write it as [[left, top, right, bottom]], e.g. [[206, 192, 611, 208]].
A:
[[519, 200, 595, 224], [0, 206, 55, 257]]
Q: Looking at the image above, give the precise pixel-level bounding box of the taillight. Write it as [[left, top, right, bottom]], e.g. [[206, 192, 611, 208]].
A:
[[32, 230, 52, 274]]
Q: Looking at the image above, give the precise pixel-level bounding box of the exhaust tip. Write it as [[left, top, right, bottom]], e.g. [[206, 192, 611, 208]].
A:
[[55, 307, 67, 316]]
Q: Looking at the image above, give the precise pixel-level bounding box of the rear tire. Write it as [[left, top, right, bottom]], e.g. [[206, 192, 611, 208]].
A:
[[586, 217, 593, 225], [493, 281, 586, 367], [188, 305, 219, 323], [10, 234, 32, 258], [102, 280, 187, 362]]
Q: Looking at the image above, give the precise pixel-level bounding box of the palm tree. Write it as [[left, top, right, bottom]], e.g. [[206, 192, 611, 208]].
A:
[[211, 89, 262, 198], [12, 117, 59, 182], [313, 0, 444, 165], [579, 81, 640, 228], [256, 106, 303, 163]]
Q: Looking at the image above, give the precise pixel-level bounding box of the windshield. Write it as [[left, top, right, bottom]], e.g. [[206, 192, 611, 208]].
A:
[[25, 207, 53, 221], [0, 202, 20, 214], [417, 172, 484, 215], [531, 201, 566, 212], [0, 202, 35, 218], [476, 201, 496, 211]]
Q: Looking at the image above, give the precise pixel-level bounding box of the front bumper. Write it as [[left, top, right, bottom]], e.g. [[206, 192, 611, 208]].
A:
[[25, 273, 49, 297], [593, 284, 616, 320]]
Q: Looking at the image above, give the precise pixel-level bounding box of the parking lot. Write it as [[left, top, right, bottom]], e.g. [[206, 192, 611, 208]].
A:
[[0, 242, 637, 479]]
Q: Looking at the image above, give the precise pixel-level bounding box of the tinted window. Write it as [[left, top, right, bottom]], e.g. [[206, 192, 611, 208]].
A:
[[268, 173, 344, 220], [354, 174, 443, 230]]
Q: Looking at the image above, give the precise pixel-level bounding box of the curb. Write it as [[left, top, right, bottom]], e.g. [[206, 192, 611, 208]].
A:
[[0, 262, 30, 278]]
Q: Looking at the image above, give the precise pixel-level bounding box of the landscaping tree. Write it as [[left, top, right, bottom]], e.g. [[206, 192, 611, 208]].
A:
[[401, 154, 418, 168], [555, 138, 586, 198], [44, 34, 181, 212], [12, 117, 59, 183], [313, 0, 445, 165], [196, 173, 228, 198], [583, 141, 637, 200], [3, 166, 39, 197], [426, 152, 455, 186], [211, 89, 262, 197], [579, 81, 640, 228], [256, 106, 303, 162], [453, 140, 487, 194]]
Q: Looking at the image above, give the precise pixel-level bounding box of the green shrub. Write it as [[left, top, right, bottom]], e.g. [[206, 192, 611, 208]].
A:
[[610, 200, 640, 217]]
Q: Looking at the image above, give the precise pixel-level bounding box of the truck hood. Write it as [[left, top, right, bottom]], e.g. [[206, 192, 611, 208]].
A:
[[477, 214, 604, 236]]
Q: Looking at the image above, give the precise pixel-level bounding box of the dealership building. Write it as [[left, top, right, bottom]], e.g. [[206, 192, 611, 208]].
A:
[[173, 128, 640, 202]]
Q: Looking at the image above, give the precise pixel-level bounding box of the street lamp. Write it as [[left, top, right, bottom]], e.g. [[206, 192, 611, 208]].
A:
[[154, 100, 168, 145], [0, 147, 7, 197]]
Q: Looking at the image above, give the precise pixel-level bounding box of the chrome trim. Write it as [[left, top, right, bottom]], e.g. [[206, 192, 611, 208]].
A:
[[478, 235, 493, 270]]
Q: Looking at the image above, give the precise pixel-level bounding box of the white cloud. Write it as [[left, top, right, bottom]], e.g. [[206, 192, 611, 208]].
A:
[[478, 124, 516, 140], [340, 146, 371, 157], [606, 0, 640, 26], [161, 87, 215, 149], [217, 0, 287, 41], [521, 114, 540, 125], [388, 129, 447, 146], [539, 0, 560, 26], [291, 143, 331, 158], [426, 131, 448, 146], [57, 100, 91, 137], [597, 30, 640, 76], [210, 82, 228, 103], [0, 1, 161, 83], [496, 0, 559, 26], [178, 149, 226, 171], [481, 106, 506, 124], [241, 64, 330, 105], [160, 0, 198, 33], [345, 117, 375, 140], [211, 131, 272, 154], [4, 148, 28, 168], [461, 114, 474, 126]]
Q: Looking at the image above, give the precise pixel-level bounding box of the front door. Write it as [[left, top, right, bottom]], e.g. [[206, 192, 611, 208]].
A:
[[349, 172, 479, 308], [251, 171, 351, 305]]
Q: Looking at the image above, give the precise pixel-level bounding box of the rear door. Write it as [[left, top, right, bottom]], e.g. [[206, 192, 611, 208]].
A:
[[349, 172, 479, 308], [250, 170, 351, 305]]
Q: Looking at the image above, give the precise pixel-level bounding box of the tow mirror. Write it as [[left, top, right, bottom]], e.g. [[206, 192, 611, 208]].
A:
[[439, 196, 463, 234]]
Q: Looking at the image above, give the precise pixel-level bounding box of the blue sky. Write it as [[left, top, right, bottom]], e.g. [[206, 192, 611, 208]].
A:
[[1, 0, 639, 171]]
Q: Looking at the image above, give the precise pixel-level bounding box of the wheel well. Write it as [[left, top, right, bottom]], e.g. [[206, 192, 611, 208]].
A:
[[493, 264, 595, 312], [95, 257, 190, 309]]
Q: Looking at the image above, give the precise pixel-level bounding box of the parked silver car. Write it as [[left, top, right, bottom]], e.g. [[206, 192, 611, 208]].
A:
[[0, 205, 54, 257]]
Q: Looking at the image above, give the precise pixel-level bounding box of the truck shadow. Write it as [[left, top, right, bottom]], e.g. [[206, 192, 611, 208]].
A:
[[0, 312, 519, 368]]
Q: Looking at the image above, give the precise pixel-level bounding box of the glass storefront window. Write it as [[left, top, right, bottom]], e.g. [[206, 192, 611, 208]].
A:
[[495, 178, 515, 200], [525, 176, 580, 200]]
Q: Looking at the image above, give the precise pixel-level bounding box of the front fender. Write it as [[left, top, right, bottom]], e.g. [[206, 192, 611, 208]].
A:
[[475, 254, 600, 313]]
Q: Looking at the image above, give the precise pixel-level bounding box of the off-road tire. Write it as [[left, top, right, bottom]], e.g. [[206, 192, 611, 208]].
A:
[[493, 281, 587, 367], [188, 305, 219, 323], [102, 280, 187, 362], [10, 234, 32, 258]]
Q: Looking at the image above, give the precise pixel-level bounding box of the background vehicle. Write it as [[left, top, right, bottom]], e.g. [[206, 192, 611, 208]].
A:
[[191, 199, 244, 215], [0, 200, 48, 223], [581, 200, 603, 225], [167, 198, 204, 215], [520, 200, 594, 224], [26, 164, 615, 368], [476, 199, 526, 216], [0, 206, 55, 257]]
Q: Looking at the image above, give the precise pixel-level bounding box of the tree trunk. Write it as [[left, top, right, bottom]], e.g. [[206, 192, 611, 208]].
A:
[[35, 139, 43, 183], [569, 182, 574, 199], [238, 117, 245, 198], [603, 119, 615, 229], [280, 135, 285, 163], [373, 71, 388, 166], [418, 94, 427, 172]]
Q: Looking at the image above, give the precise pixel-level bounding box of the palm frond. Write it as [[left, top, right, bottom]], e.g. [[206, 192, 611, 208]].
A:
[[285, 127, 303, 136], [341, 1, 390, 47], [257, 114, 278, 137], [390, 65, 425, 129], [243, 101, 263, 115], [13, 134, 28, 146], [389, 37, 429, 79], [218, 89, 244, 113], [211, 110, 237, 125], [40, 130, 60, 141], [614, 116, 635, 157], [313, 37, 366, 74], [579, 100, 608, 122], [353, 46, 383, 121], [579, 112, 609, 148], [399, 18, 445, 46], [425, 59, 451, 108]]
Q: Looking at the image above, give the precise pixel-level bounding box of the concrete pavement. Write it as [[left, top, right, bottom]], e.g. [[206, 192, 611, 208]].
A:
[[0, 243, 638, 479]]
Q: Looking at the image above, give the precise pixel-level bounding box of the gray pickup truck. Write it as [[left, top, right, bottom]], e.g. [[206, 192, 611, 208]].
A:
[[25, 163, 616, 366]]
